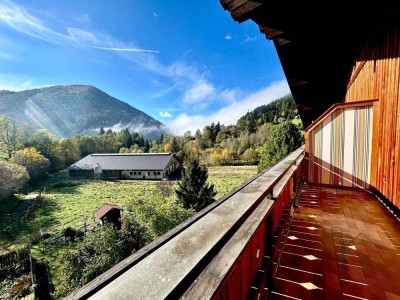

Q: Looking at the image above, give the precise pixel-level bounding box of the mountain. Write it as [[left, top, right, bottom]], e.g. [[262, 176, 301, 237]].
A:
[[0, 85, 164, 139]]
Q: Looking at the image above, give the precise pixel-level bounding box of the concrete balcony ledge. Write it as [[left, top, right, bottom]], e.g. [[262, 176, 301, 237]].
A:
[[66, 147, 304, 300]]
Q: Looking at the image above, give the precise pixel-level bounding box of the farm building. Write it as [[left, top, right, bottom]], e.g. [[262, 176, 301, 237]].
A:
[[68, 153, 180, 179]]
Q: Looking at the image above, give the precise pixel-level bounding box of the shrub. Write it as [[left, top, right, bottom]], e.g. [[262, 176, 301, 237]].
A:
[[63, 227, 77, 241]]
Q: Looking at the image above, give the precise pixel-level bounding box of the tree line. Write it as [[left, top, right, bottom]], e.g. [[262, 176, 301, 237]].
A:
[[0, 94, 303, 199]]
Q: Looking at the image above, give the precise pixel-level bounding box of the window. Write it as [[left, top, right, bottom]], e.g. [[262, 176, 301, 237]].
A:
[[130, 172, 133, 175], [148, 172, 151, 176], [138, 172, 141, 175], [153, 172, 156, 175], [157, 172, 160, 175], [134, 172, 137, 175]]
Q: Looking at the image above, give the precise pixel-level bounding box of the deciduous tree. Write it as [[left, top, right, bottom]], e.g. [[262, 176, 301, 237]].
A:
[[60, 138, 80, 166], [242, 148, 257, 164], [0, 160, 29, 198], [0, 116, 23, 158], [258, 122, 303, 172], [11, 147, 50, 180]]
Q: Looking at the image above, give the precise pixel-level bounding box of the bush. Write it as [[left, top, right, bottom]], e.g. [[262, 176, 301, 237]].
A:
[[58, 214, 151, 297], [11, 147, 50, 181], [63, 227, 77, 241], [0, 160, 29, 199], [76, 230, 84, 239], [10, 275, 32, 299], [154, 180, 173, 197], [258, 122, 303, 172], [129, 196, 194, 238]]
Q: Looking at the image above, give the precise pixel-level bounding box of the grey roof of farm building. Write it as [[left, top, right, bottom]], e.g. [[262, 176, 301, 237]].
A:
[[68, 153, 177, 171]]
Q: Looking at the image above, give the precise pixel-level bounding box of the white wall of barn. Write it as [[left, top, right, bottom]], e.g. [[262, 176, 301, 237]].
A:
[[121, 170, 164, 180]]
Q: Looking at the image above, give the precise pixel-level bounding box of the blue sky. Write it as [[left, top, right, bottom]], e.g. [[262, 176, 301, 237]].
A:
[[0, 0, 289, 135]]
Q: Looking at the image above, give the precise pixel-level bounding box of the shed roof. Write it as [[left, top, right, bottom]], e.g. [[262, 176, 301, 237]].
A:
[[94, 204, 123, 219], [68, 153, 177, 171]]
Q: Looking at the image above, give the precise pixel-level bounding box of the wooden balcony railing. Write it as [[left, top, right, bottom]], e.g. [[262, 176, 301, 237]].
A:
[[66, 147, 305, 300]]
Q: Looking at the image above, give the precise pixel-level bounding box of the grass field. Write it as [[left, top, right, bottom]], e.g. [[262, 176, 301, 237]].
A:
[[0, 165, 257, 252], [208, 165, 258, 199], [0, 165, 257, 297], [291, 118, 303, 128]]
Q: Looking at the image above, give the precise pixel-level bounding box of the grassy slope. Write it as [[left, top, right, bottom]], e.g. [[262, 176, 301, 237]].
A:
[[1, 166, 257, 251], [0, 166, 257, 297], [291, 118, 303, 127], [208, 166, 257, 199]]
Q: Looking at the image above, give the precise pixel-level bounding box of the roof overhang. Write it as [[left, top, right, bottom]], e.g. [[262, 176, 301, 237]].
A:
[[220, 1, 400, 127]]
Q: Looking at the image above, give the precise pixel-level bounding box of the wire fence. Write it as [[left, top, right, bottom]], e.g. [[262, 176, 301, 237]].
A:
[[41, 221, 101, 248], [2, 193, 42, 238]]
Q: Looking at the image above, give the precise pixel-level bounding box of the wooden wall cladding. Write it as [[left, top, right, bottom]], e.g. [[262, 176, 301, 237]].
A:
[[345, 27, 400, 208], [211, 218, 267, 300], [211, 167, 301, 300]]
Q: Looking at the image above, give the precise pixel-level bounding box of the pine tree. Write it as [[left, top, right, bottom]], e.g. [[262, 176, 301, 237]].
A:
[[158, 133, 164, 144], [176, 158, 217, 212], [144, 140, 150, 152]]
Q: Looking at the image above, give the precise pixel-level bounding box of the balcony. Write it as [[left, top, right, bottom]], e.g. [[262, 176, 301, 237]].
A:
[[66, 146, 400, 299]]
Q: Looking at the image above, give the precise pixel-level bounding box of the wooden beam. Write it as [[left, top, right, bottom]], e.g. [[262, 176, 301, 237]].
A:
[[274, 38, 290, 46], [346, 60, 366, 90], [304, 99, 377, 132], [288, 78, 309, 87], [296, 103, 313, 110], [230, 1, 263, 21], [260, 26, 284, 40], [226, 0, 252, 11], [219, 0, 234, 10]]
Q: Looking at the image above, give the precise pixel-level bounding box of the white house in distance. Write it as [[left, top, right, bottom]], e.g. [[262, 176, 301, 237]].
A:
[[68, 153, 181, 180]]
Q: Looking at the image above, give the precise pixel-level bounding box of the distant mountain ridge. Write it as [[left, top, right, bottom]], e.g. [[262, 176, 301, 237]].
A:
[[0, 85, 164, 139]]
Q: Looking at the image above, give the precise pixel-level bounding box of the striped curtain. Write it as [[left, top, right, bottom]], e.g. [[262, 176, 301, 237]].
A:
[[308, 106, 373, 188]]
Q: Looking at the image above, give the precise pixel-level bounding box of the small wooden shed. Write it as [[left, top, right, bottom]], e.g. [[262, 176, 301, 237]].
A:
[[94, 204, 123, 228]]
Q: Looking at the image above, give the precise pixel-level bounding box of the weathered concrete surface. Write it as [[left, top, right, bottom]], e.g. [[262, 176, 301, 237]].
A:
[[87, 147, 304, 300], [183, 195, 275, 299]]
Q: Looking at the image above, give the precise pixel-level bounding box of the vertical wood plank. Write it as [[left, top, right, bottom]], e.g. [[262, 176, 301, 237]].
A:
[[343, 27, 400, 208]]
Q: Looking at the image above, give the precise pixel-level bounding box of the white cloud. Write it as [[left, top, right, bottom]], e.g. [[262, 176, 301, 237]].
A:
[[183, 78, 215, 104], [243, 35, 257, 43], [153, 12, 158, 17], [0, 0, 65, 44], [89, 46, 160, 53], [219, 88, 242, 103], [164, 61, 217, 107], [165, 79, 290, 135], [225, 34, 232, 40], [67, 27, 99, 45], [159, 111, 172, 118], [0, 1, 159, 53], [150, 83, 178, 99], [0, 73, 44, 91], [98, 122, 161, 137]]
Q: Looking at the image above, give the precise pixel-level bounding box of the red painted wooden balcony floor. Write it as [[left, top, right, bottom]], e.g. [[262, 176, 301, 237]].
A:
[[270, 185, 400, 300]]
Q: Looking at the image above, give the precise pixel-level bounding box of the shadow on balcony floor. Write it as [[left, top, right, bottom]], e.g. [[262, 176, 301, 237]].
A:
[[271, 185, 400, 300]]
